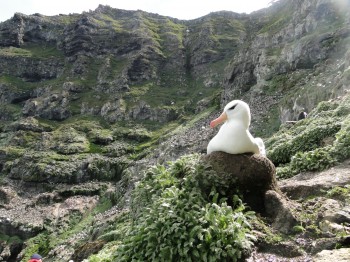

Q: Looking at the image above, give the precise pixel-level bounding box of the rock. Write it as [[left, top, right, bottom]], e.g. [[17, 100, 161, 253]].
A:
[[315, 198, 350, 234], [313, 248, 350, 262], [0, 187, 17, 205], [52, 127, 89, 154], [22, 91, 71, 121], [202, 151, 279, 213], [320, 199, 350, 225], [264, 190, 298, 233], [279, 160, 350, 199], [71, 240, 107, 261], [319, 220, 349, 234], [3, 152, 127, 184], [251, 240, 306, 259], [8, 117, 52, 132], [0, 181, 111, 261], [308, 237, 343, 255]]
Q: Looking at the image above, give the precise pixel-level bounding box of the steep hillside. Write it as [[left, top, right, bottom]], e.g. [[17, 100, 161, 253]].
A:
[[0, 0, 349, 261]]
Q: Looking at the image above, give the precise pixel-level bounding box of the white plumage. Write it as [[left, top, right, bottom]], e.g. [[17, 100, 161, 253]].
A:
[[207, 100, 265, 155]]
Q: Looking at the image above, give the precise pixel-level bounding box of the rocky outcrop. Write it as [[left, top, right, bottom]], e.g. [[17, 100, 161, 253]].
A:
[[279, 159, 350, 199], [0, 180, 112, 262], [22, 90, 71, 121], [202, 151, 299, 234], [202, 152, 279, 213], [222, 0, 350, 123], [264, 190, 298, 233], [0, 56, 64, 82], [0, 0, 348, 126], [7, 117, 52, 132], [3, 152, 126, 184]]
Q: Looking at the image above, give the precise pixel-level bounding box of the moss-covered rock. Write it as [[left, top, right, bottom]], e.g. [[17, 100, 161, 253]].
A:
[[203, 152, 278, 214], [52, 127, 90, 154]]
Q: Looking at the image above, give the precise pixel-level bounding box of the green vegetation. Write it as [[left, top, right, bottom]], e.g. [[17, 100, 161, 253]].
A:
[[0, 233, 22, 245], [21, 233, 51, 262], [258, 1, 294, 34], [0, 75, 36, 90], [112, 155, 256, 261], [266, 94, 350, 179], [326, 185, 350, 201], [0, 43, 64, 59], [0, 47, 32, 57]]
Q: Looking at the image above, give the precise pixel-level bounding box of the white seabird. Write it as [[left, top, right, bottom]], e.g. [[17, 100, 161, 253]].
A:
[[207, 100, 265, 155]]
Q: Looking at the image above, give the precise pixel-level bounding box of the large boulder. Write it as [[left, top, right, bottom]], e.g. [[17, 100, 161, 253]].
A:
[[202, 151, 279, 214]]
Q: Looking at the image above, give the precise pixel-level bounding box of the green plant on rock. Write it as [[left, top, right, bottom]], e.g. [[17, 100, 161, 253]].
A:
[[87, 158, 129, 182], [114, 155, 256, 262]]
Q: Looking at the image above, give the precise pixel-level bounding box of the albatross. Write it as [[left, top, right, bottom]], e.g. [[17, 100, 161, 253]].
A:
[[207, 100, 265, 155]]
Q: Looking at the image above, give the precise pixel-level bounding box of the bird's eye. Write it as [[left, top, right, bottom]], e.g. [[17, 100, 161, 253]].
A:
[[228, 104, 237, 110]]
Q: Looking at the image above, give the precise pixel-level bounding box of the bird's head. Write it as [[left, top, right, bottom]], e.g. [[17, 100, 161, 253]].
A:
[[210, 100, 251, 128]]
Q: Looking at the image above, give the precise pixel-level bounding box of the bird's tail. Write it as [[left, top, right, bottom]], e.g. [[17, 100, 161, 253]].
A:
[[255, 137, 266, 155]]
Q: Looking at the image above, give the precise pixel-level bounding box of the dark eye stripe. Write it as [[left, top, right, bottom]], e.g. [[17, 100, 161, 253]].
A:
[[228, 104, 237, 110]]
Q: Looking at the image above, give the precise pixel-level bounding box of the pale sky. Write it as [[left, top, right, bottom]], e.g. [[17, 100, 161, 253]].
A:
[[0, 0, 273, 22]]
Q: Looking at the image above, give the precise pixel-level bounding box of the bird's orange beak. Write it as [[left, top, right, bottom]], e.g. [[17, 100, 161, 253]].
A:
[[210, 112, 227, 128]]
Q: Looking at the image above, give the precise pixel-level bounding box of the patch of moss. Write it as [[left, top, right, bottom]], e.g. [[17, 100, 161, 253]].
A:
[[0, 75, 36, 91], [96, 14, 124, 32], [0, 47, 32, 57], [0, 43, 64, 59], [326, 185, 350, 201], [22, 43, 65, 59], [52, 126, 90, 154], [0, 146, 26, 160], [0, 104, 22, 121]]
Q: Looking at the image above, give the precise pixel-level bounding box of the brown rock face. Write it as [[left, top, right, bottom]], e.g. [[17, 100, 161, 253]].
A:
[[202, 151, 279, 214]]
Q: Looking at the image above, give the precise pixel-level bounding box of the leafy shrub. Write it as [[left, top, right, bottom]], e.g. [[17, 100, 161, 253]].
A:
[[290, 147, 336, 173], [268, 123, 341, 165], [276, 165, 295, 179], [114, 155, 256, 261], [333, 117, 350, 160], [309, 100, 338, 116], [266, 93, 350, 177]]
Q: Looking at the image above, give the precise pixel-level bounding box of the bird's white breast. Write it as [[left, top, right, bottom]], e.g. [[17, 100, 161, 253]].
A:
[[207, 120, 259, 154]]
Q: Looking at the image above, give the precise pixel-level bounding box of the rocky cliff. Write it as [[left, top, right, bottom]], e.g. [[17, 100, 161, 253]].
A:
[[0, 0, 350, 261]]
